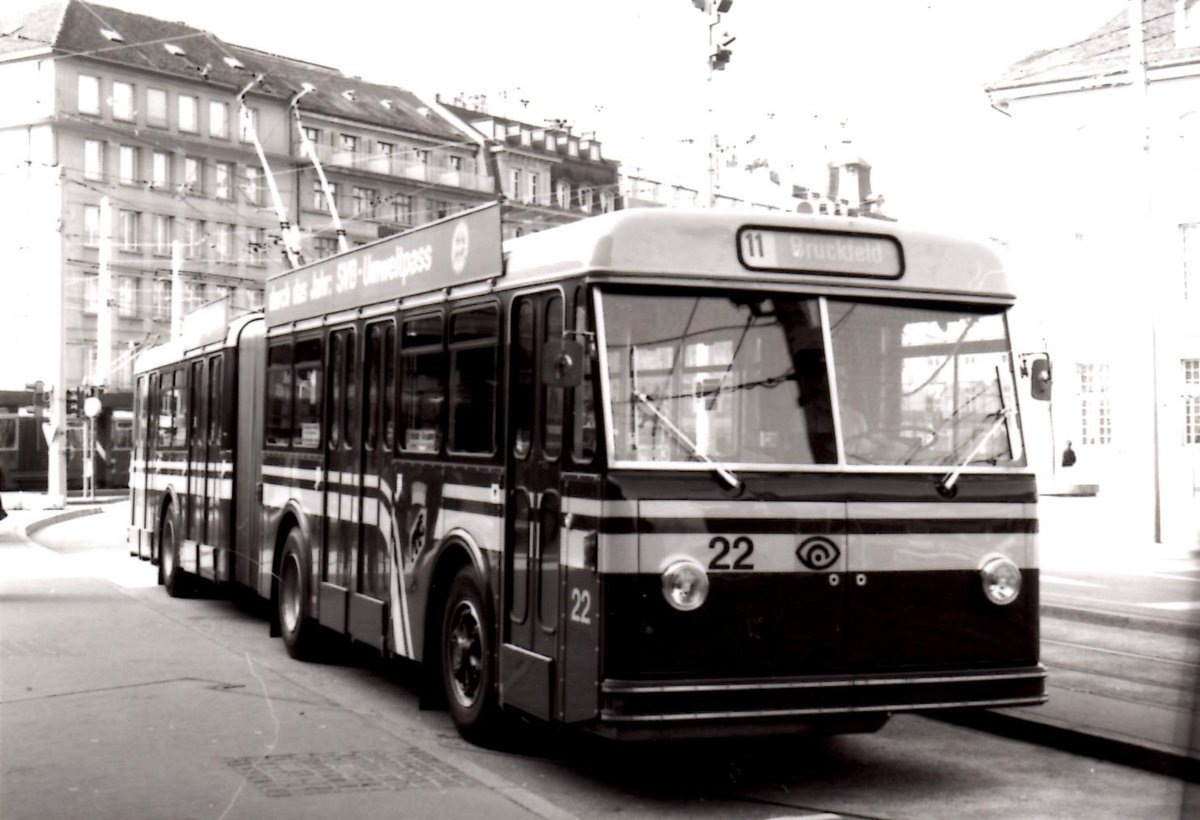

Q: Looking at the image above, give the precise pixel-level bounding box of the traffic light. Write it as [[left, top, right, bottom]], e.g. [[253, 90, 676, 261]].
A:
[[66, 388, 80, 418]]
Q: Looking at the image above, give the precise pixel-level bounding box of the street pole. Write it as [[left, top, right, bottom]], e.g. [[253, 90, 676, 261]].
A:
[[1129, 0, 1164, 542], [97, 196, 112, 387], [171, 240, 183, 340]]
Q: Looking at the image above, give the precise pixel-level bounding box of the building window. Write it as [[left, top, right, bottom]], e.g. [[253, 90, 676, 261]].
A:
[[151, 151, 170, 188], [118, 145, 137, 185], [178, 94, 198, 132], [378, 141, 394, 157], [391, 193, 413, 225], [312, 180, 339, 211], [510, 168, 522, 201], [84, 139, 104, 181], [239, 106, 258, 142], [183, 157, 202, 194], [340, 133, 360, 153], [352, 186, 378, 215], [209, 100, 229, 138], [248, 226, 267, 266], [146, 88, 167, 127], [78, 74, 100, 115], [428, 199, 450, 220], [84, 275, 99, 314], [556, 180, 570, 209], [118, 210, 139, 251], [313, 236, 339, 259], [112, 81, 134, 121], [83, 205, 101, 246], [449, 155, 463, 171], [528, 172, 539, 205], [579, 185, 593, 212], [417, 149, 431, 166], [184, 219, 204, 260], [302, 126, 320, 148], [1185, 359, 1200, 445], [153, 214, 173, 256], [1078, 363, 1112, 446], [184, 279, 206, 312], [117, 275, 137, 317], [214, 161, 233, 199], [213, 223, 234, 262], [243, 166, 262, 205], [153, 279, 172, 320]]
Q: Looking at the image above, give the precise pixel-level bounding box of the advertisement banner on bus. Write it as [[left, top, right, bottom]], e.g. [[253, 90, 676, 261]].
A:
[[265, 202, 502, 326]]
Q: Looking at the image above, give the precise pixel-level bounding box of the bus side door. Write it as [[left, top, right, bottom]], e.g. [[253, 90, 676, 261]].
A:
[[319, 326, 357, 634], [501, 290, 565, 722]]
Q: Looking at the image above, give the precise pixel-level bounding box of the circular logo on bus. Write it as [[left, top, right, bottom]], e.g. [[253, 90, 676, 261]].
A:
[[450, 221, 470, 275], [796, 536, 840, 571]]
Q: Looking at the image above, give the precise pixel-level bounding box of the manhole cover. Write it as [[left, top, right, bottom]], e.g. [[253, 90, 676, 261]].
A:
[[227, 748, 479, 797]]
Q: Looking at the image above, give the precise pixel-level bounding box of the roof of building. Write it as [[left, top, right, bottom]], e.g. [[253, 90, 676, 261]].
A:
[[988, 0, 1200, 92], [0, 0, 464, 141]]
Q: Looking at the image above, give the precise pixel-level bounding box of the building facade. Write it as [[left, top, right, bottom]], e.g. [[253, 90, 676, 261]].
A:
[[437, 97, 621, 239], [986, 0, 1200, 546], [0, 1, 620, 395]]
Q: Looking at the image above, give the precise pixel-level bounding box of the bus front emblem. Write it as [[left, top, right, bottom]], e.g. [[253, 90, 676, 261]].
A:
[[796, 536, 840, 571]]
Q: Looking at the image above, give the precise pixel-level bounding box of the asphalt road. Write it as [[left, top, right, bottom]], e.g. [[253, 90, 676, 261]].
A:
[[1, 502, 1196, 820]]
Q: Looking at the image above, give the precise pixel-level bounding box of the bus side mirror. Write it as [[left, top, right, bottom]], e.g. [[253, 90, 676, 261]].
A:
[[542, 339, 584, 388], [1029, 357, 1052, 401]]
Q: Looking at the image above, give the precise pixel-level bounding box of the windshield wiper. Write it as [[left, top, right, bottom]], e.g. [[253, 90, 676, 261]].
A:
[[632, 390, 740, 489], [939, 407, 1015, 494]]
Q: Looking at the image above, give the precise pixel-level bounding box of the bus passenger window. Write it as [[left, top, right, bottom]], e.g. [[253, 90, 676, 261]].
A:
[[293, 337, 323, 448], [572, 287, 596, 464], [171, 371, 188, 448], [448, 305, 498, 455], [383, 325, 396, 451], [400, 314, 445, 454], [542, 296, 564, 460], [265, 343, 293, 447]]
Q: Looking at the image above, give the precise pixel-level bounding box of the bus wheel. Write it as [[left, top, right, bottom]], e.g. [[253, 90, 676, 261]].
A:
[[277, 529, 319, 660], [160, 510, 191, 598], [441, 567, 501, 742]]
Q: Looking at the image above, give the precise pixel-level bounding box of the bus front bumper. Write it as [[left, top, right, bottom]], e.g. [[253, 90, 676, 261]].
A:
[[593, 665, 1047, 740]]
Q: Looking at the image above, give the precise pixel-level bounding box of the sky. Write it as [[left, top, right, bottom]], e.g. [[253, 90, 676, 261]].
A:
[[77, 1, 1127, 230]]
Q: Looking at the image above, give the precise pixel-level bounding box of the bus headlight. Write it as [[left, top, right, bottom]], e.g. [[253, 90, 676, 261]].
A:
[[661, 558, 710, 611], [980, 555, 1022, 606]]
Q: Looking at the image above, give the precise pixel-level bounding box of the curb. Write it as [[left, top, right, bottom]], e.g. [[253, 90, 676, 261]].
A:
[[1042, 602, 1200, 639], [934, 708, 1200, 783], [19, 507, 104, 539]]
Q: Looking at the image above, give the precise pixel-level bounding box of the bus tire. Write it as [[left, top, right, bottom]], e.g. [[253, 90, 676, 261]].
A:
[[160, 508, 191, 598], [441, 566, 501, 742], [277, 529, 320, 660]]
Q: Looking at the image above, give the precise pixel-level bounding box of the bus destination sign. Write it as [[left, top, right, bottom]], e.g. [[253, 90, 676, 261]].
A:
[[738, 227, 903, 278], [266, 202, 502, 326]]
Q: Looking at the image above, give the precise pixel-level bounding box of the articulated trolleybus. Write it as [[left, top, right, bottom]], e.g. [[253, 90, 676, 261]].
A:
[[129, 202, 1049, 742]]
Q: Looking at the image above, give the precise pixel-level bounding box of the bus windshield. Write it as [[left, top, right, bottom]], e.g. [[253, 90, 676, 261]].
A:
[[828, 301, 1024, 468], [599, 290, 1024, 470], [600, 290, 837, 466]]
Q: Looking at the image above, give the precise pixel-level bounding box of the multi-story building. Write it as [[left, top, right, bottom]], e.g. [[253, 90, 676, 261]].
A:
[[436, 97, 621, 239], [0, 1, 550, 393], [986, 0, 1200, 546]]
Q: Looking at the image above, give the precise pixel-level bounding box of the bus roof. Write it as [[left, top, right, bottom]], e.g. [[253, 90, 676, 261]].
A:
[[262, 206, 1012, 329], [133, 311, 261, 375], [502, 208, 1013, 301]]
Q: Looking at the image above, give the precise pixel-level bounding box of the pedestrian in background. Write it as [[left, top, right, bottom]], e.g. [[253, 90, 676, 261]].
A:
[[1062, 440, 1077, 468]]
